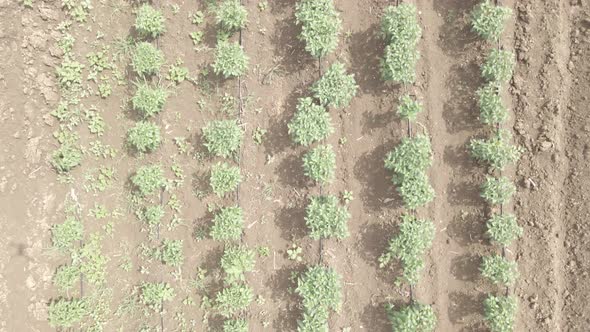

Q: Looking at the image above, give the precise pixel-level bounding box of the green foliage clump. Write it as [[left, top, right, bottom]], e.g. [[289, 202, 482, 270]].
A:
[[135, 4, 165, 38], [213, 42, 249, 78], [47, 298, 87, 328], [203, 120, 244, 158], [159, 239, 184, 267], [220, 246, 255, 284], [296, 265, 341, 332], [131, 165, 165, 196], [486, 214, 523, 246], [480, 255, 518, 286], [302, 145, 336, 184], [77, 235, 109, 286], [215, 284, 253, 317], [386, 303, 436, 332], [384, 135, 434, 209], [210, 162, 242, 197], [223, 319, 248, 332], [484, 295, 517, 332], [141, 282, 175, 310], [470, 130, 521, 170], [305, 195, 349, 240], [210, 206, 244, 241], [215, 0, 248, 32], [51, 216, 83, 251], [54, 264, 80, 291], [471, 1, 512, 41], [380, 4, 421, 84], [379, 214, 435, 285], [51, 145, 82, 173], [481, 176, 515, 205], [295, 0, 341, 58], [132, 82, 168, 118], [397, 94, 423, 121], [56, 59, 84, 90], [140, 205, 165, 228], [482, 49, 515, 83], [288, 97, 333, 146], [311, 62, 357, 109], [126, 121, 161, 153], [132, 42, 165, 76], [477, 83, 507, 125]]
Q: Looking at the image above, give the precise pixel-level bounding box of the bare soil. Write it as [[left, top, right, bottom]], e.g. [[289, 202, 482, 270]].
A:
[[1, 0, 589, 331]]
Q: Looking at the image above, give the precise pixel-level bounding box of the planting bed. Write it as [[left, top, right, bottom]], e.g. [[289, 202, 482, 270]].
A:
[[0, 0, 589, 331]]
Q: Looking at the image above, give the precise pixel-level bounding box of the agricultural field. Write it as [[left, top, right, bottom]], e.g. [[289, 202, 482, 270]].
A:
[[0, 0, 589, 331]]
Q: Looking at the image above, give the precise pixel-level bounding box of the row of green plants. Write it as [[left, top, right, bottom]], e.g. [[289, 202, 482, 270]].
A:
[[379, 4, 437, 331], [291, 0, 358, 330], [470, 2, 522, 332]]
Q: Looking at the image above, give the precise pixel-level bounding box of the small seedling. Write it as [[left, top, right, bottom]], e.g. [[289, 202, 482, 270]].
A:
[[286, 244, 302, 262]]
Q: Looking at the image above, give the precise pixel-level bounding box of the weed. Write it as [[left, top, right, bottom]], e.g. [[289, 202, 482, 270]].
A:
[[135, 4, 166, 38], [257, 246, 270, 257], [305, 195, 349, 240], [97, 82, 112, 98], [341, 190, 353, 204], [252, 127, 267, 145], [210, 206, 244, 241], [202, 120, 244, 158], [213, 42, 249, 78], [83, 166, 115, 193], [295, 0, 341, 58], [190, 31, 204, 46], [379, 214, 435, 285], [62, 0, 92, 22], [85, 109, 105, 136], [191, 11, 204, 25], [132, 42, 165, 76], [127, 121, 162, 153], [311, 62, 357, 109], [167, 60, 189, 84], [288, 97, 333, 146], [287, 244, 303, 262], [302, 145, 336, 184]]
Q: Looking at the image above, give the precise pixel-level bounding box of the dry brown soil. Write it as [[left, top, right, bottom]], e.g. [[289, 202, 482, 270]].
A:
[[0, 0, 589, 331]]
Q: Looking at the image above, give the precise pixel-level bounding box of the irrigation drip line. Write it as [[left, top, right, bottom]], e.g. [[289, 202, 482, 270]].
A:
[[318, 56, 324, 265]]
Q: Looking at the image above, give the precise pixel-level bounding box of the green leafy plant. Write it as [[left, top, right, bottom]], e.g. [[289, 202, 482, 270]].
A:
[[210, 206, 244, 241], [47, 298, 87, 328], [167, 60, 189, 84], [135, 4, 165, 38], [223, 319, 248, 332], [480, 254, 518, 286], [484, 295, 517, 332], [380, 4, 421, 84], [397, 94, 423, 121], [51, 216, 83, 252], [220, 246, 255, 284], [132, 81, 168, 118], [302, 145, 336, 184], [470, 130, 521, 170], [131, 164, 165, 196], [305, 195, 350, 240], [482, 49, 515, 83], [386, 302, 436, 332], [202, 120, 244, 158], [486, 214, 523, 246], [51, 145, 82, 173], [384, 135, 434, 209], [215, 0, 248, 32], [295, 0, 341, 58], [159, 239, 184, 267], [210, 162, 242, 197], [481, 176, 515, 205], [288, 97, 333, 146], [213, 42, 249, 78], [191, 11, 204, 25], [126, 121, 162, 153], [471, 1, 512, 41], [477, 83, 507, 125], [140, 205, 165, 228], [296, 265, 341, 332], [132, 42, 165, 76], [311, 62, 358, 109], [215, 283, 253, 317], [54, 264, 80, 291], [379, 214, 435, 285], [56, 59, 84, 90], [141, 282, 175, 310], [85, 109, 105, 136], [287, 244, 303, 262]]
